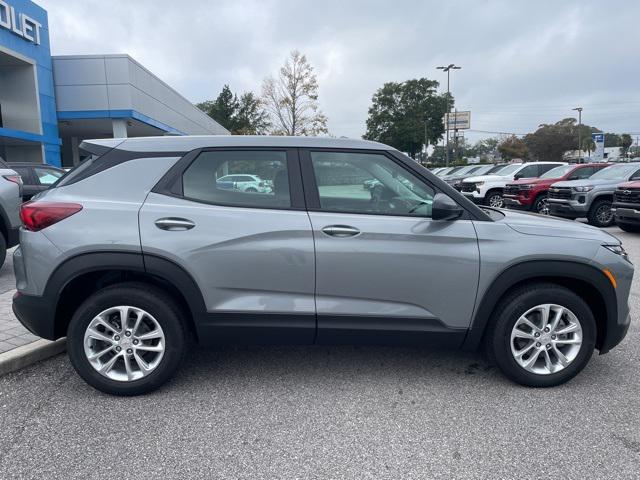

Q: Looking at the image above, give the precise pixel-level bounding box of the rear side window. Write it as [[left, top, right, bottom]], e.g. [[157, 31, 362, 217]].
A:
[[34, 167, 64, 185], [182, 151, 290, 208]]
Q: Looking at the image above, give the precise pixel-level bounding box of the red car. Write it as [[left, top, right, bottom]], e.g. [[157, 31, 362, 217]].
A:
[[503, 163, 609, 214]]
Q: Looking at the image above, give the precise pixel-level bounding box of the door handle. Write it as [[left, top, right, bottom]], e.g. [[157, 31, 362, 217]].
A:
[[154, 217, 195, 231], [321, 225, 360, 237]]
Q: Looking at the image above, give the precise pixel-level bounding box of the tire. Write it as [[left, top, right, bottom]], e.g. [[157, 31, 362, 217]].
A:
[[533, 194, 549, 215], [67, 282, 187, 396], [484, 190, 504, 208], [486, 283, 596, 387], [246, 187, 258, 193], [0, 234, 6, 270], [616, 221, 640, 233], [587, 199, 614, 227]]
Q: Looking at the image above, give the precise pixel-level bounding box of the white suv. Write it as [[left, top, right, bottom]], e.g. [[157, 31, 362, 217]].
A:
[[460, 162, 566, 207], [216, 174, 271, 193]]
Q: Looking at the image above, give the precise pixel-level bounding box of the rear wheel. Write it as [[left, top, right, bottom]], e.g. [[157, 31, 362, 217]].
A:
[[616, 221, 640, 233], [587, 199, 614, 227], [484, 190, 504, 208], [486, 283, 596, 387], [67, 282, 186, 396]]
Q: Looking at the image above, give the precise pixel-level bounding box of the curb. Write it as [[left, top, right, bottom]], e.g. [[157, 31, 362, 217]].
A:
[[0, 338, 66, 377]]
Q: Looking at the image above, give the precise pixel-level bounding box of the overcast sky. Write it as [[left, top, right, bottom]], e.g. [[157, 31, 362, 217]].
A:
[[38, 0, 640, 143]]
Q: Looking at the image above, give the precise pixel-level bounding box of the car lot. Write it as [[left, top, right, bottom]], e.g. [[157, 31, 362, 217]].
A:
[[0, 227, 639, 479]]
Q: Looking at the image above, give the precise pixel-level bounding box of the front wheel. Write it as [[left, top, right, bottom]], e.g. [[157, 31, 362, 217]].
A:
[[533, 194, 550, 215], [587, 199, 614, 227], [484, 190, 504, 208], [486, 283, 596, 387], [67, 282, 187, 396]]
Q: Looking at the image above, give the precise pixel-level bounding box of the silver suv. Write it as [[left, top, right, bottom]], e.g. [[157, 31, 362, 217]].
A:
[[0, 156, 23, 267], [12, 137, 633, 395], [548, 162, 640, 227]]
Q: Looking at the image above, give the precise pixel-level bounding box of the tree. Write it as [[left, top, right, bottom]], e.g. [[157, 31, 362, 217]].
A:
[[262, 50, 328, 136], [604, 133, 621, 148], [197, 85, 270, 135], [234, 92, 270, 135], [364, 78, 450, 158], [524, 118, 600, 161], [498, 135, 528, 160], [465, 137, 499, 159], [621, 133, 633, 157]]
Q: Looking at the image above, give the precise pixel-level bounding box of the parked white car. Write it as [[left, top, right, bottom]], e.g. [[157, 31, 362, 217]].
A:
[[216, 174, 271, 193], [460, 162, 566, 207]]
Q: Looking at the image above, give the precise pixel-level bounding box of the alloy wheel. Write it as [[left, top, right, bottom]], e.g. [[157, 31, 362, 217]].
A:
[[489, 194, 504, 208], [83, 306, 165, 382], [536, 197, 550, 215], [595, 204, 613, 225], [510, 303, 583, 375]]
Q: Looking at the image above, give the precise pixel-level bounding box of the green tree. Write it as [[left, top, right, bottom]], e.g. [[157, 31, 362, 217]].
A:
[[364, 78, 450, 158], [498, 135, 528, 160], [524, 118, 600, 161], [196, 85, 238, 130], [262, 50, 328, 136], [197, 85, 269, 134], [466, 137, 499, 159], [621, 133, 633, 157], [604, 133, 621, 147]]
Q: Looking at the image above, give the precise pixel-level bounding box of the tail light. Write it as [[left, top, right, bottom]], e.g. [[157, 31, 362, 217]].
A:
[[3, 174, 23, 186], [20, 201, 83, 232]]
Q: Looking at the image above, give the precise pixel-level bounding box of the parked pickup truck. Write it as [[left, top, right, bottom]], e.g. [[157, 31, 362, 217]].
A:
[[504, 163, 609, 214], [547, 163, 640, 227], [613, 181, 640, 232]]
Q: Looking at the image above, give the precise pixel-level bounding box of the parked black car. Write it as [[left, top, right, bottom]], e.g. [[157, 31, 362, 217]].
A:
[[7, 162, 66, 201]]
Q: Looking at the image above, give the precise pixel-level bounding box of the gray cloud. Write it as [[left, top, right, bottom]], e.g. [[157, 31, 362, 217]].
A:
[[38, 0, 640, 142]]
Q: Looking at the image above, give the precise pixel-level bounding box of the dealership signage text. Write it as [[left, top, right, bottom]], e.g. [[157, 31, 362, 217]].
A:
[[0, 1, 42, 45]]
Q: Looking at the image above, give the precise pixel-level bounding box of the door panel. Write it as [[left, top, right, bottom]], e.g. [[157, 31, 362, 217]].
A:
[[139, 149, 315, 344], [301, 149, 481, 345]]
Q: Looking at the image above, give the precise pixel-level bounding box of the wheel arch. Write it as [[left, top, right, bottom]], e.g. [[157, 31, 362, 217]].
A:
[[462, 260, 616, 353], [47, 252, 207, 340]]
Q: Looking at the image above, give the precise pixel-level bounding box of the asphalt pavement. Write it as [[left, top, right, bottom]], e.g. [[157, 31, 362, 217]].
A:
[[0, 228, 639, 479]]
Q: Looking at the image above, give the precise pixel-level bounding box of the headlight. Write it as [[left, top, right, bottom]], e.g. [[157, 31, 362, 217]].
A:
[[572, 186, 594, 192], [604, 244, 630, 262], [519, 184, 534, 190], [474, 182, 485, 187]]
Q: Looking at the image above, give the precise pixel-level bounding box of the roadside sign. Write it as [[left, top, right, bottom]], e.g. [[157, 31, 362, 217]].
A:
[[592, 133, 605, 161], [444, 111, 470, 130]]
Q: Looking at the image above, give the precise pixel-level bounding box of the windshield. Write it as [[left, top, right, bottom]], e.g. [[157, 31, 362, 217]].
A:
[[590, 163, 640, 180], [449, 165, 477, 176], [494, 164, 522, 176], [486, 164, 508, 174], [540, 165, 574, 179]]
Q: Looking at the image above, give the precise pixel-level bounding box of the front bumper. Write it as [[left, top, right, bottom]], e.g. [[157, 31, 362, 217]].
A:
[[503, 194, 533, 209], [613, 204, 640, 224], [547, 199, 589, 218], [12, 291, 57, 340]]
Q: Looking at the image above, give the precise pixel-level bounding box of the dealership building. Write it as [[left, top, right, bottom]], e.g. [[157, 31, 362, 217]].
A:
[[0, 0, 228, 167]]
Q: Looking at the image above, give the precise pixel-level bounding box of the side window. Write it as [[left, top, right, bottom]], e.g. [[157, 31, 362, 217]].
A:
[[516, 165, 538, 178], [309, 151, 435, 217], [182, 151, 290, 208], [538, 164, 558, 176], [12, 167, 32, 184], [569, 167, 593, 180], [34, 167, 64, 185], [630, 169, 640, 181]]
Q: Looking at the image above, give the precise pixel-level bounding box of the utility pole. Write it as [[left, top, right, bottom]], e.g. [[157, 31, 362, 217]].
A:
[[437, 64, 461, 167], [573, 107, 583, 162]]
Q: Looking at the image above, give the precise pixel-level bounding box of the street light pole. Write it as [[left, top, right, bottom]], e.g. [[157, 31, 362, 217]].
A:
[[573, 107, 583, 162], [437, 64, 461, 167]]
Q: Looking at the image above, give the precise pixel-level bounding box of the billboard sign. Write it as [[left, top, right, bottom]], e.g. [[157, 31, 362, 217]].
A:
[[444, 111, 470, 130], [592, 133, 605, 161]]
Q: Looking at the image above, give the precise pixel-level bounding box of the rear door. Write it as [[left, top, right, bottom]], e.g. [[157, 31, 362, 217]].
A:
[[300, 149, 480, 346], [139, 148, 316, 344]]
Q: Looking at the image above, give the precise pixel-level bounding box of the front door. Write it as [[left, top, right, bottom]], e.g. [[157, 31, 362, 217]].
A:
[[301, 149, 480, 346]]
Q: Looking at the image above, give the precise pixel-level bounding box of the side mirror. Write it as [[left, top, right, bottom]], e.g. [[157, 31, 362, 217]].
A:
[[432, 193, 463, 221]]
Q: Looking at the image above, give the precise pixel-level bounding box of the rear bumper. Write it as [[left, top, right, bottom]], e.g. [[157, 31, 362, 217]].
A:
[[12, 291, 57, 340]]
